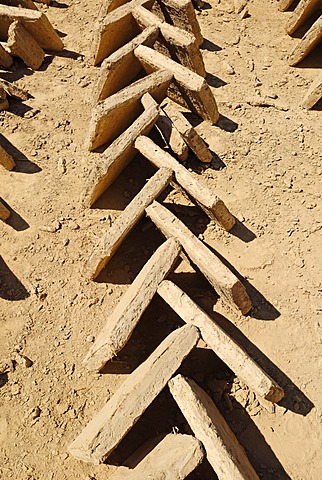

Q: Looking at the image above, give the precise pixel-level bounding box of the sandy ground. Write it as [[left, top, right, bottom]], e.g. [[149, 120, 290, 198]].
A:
[[1, 0, 322, 479]]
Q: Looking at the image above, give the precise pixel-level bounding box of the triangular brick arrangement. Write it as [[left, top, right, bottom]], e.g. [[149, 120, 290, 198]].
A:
[[0, 0, 63, 70], [70, 1, 286, 478], [277, 0, 322, 108]]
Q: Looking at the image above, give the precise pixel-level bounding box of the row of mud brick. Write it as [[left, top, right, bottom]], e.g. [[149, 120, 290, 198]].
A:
[[278, 0, 322, 108], [0, 80, 30, 221], [0, 0, 63, 70], [0, 134, 15, 220], [0, 1, 63, 219], [67, 1, 286, 479]]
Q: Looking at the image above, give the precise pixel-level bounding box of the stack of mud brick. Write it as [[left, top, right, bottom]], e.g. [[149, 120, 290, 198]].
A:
[[278, 0, 322, 109], [69, 1, 286, 478], [0, 0, 63, 71]]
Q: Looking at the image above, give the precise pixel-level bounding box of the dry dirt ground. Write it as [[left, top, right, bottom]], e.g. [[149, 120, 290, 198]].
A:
[[1, 0, 322, 479]]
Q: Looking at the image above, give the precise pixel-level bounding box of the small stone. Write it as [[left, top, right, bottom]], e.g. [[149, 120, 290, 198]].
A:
[[56, 401, 70, 415], [15, 353, 33, 368], [58, 158, 66, 174], [86, 335, 95, 343], [31, 406, 41, 419], [249, 404, 262, 416], [267, 92, 278, 99], [224, 63, 235, 75], [11, 384, 20, 395], [248, 390, 256, 405], [234, 390, 248, 406], [68, 221, 80, 230], [39, 220, 61, 233], [258, 397, 275, 414]]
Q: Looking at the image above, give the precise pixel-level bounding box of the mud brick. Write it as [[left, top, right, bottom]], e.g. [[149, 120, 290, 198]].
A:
[[278, 0, 295, 11], [132, 5, 205, 76], [69, 324, 199, 463], [87, 69, 172, 151], [108, 434, 204, 479], [303, 73, 322, 109], [0, 5, 63, 50], [162, 98, 212, 163], [141, 93, 188, 161], [146, 201, 252, 314], [158, 280, 284, 402], [3, 0, 37, 9], [0, 99, 9, 111], [154, 0, 203, 46], [0, 44, 13, 67], [7, 20, 45, 69], [287, 0, 322, 34], [289, 15, 322, 66], [95, 26, 159, 102], [101, 0, 132, 15], [134, 45, 219, 124], [85, 168, 173, 279], [0, 200, 10, 221], [0, 144, 15, 170], [83, 105, 160, 206], [169, 375, 260, 480], [93, 0, 154, 65], [83, 238, 181, 371], [135, 135, 235, 230]]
